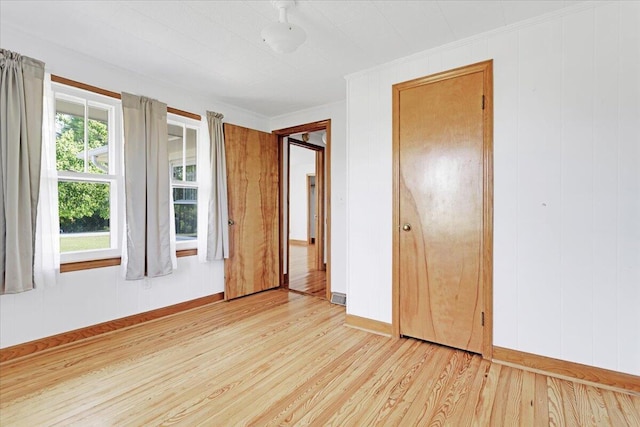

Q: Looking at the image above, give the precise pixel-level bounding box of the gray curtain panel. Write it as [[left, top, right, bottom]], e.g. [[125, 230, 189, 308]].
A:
[[206, 111, 229, 261], [0, 49, 45, 294], [122, 93, 172, 280]]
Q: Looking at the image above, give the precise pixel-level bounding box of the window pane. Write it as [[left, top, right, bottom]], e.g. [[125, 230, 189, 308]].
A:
[[87, 106, 109, 174], [168, 124, 184, 181], [185, 164, 196, 182], [174, 187, 197, 241], [172, 165, 183, 181], [56, 99, 85, 173], [58, 181, 111, 252], [185, 128, 197, 182]]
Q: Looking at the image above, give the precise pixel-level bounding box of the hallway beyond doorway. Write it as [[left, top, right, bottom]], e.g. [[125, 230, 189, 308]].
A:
[[288, 241, 325, 298]]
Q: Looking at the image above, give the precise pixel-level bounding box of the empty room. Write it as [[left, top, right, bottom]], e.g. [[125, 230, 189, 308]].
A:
[[1, 1, 638, 425]]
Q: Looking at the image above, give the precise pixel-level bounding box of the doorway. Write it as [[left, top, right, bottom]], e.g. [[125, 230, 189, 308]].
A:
[[273, 120, 331, 301], [392, 61, 493, 357], [288, 142, 323, 297]]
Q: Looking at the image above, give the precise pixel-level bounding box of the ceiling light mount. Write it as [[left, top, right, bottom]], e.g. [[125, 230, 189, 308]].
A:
[[261, 0, 306, 54]]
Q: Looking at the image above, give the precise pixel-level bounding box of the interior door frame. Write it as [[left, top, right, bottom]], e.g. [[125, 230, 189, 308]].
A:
[[307, 173, 316, 245], [391, 60, 494, 359], [273, 120, 331, 301], [289, 139, 324, 271]]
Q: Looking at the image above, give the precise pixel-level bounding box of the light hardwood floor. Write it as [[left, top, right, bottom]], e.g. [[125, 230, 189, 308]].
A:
[[288, 241, 326, 298], [0, 290, 638, 426]]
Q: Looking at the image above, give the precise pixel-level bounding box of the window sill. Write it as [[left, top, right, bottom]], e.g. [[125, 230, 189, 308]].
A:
[[60, 249, 198, 273], [176, 248, 198, 258]]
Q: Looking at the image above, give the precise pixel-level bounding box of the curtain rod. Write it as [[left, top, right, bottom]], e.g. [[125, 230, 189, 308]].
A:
[[51, 75, 202, 121]]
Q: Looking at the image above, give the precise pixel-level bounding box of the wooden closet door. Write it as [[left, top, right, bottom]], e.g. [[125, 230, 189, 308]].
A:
[[224, 124, 279, 300], [397, 66, 488, 354]]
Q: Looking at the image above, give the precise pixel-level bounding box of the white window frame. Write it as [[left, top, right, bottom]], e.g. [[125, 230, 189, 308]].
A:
[[168, 115, 200, 250], [53, 84, 124, 263]]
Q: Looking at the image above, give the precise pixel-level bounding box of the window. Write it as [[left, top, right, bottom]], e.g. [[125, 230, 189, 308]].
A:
[[52, 79, 202, 267], [54, 86, 122, 262], [168, 119, 199, 249]]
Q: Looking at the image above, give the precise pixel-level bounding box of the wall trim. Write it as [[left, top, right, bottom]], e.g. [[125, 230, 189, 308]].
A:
[[176, 248, 198, 258], [493, 346, 640, 396], [60, 257, 122, 273], [51, 75, 202, 121], [60, 249, 197, 273], [0, 292, 224, 364], [345, 314, 392, 337]]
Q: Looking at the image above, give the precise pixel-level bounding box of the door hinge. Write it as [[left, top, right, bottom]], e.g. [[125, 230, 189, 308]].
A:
[[482, 95, 485, 110], [481, 312, 485, 326]]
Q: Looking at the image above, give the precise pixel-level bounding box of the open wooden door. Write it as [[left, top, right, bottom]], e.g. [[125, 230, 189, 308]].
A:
[[224, 123, 279, 300]]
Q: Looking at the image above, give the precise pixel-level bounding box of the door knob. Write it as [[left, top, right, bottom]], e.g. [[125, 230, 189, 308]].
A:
[[228, 219, 235, 225], [402, 223, 411, 231]]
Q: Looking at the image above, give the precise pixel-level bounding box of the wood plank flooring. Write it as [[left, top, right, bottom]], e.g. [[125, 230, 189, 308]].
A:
[[1, 290, 639, 426], [288, 241, 326, 298]]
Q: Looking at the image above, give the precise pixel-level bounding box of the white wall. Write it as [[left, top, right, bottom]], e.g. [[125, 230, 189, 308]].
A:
[[270, 101, 348, 295], [289, 146, 316, 241], [345, 1, 639, 375], [0, 26, 269, 348], [0, 258, 223, 348]]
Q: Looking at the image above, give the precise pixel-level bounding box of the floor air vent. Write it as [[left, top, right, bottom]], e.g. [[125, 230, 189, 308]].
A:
[[330, 292, 346, 306]]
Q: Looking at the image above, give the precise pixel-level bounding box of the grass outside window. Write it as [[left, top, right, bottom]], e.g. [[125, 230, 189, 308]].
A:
[[60, 234, 110, 253]]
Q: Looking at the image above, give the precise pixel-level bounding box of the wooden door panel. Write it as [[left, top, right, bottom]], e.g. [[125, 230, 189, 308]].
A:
[[224, 124, 279, 300], [398, 71, 485, 353]]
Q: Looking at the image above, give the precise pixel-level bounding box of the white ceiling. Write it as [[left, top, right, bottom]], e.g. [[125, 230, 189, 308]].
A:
[[1, 1, 582, 117]]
